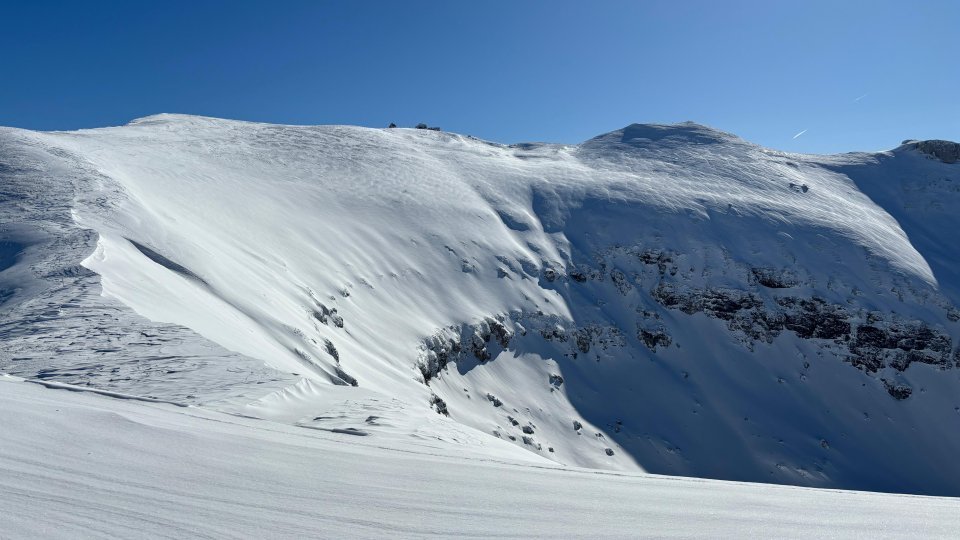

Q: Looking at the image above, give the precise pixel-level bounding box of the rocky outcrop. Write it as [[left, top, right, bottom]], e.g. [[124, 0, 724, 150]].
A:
[[417, 238, 959, 410], [418, 316, 513, 382], [850, 321, 953, 373], [903, 139, 960, 164]]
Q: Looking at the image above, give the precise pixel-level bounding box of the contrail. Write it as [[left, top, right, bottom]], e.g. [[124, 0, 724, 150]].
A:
[[792, 129, 808, 139], [854, 93, 868, 102]]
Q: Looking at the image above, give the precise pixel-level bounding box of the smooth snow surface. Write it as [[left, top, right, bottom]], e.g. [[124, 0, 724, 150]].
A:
[[4, 376, 960, 539], [2, 114, 960, 526]]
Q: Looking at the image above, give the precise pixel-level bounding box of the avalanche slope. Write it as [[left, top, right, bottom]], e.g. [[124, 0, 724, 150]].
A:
[[2, 115, 960, 495]]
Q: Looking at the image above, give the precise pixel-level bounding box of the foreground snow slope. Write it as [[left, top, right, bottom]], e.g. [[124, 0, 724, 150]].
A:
[[3, 376, 960, 539], [2, 115, 960, 494]]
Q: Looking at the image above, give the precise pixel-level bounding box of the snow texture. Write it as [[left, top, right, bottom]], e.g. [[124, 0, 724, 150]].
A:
[[3, 375, 960, 539]]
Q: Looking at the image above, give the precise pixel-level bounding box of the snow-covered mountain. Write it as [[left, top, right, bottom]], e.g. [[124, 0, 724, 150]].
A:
[[3, 114, 959, 495]]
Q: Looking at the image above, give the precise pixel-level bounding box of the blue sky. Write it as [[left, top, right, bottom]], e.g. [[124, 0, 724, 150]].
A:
[[1, 0, 957, 153]]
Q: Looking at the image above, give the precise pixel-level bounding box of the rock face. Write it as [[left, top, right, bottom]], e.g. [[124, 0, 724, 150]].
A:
[[902, 139, 960, 164]]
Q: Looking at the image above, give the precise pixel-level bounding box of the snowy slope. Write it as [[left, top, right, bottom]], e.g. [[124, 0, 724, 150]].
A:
[[2, 115, 959, 496], [4, 375, 960, 539]]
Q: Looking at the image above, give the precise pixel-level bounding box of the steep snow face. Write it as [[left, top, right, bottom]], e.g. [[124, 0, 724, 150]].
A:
[[2, 115, 959, 493]]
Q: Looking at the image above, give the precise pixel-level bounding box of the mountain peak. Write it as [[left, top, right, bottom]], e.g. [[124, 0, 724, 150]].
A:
[[582, 121, 744, 150]]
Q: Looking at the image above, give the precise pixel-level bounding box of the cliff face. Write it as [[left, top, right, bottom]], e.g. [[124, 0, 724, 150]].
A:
[[2, 115, 959, 494]]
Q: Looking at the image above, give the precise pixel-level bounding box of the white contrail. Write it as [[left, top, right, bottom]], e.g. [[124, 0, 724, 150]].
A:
[[792, 129, 808, 139], [854, 93, 868, 102]]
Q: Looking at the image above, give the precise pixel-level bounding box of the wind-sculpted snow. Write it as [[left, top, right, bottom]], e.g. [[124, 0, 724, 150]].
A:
[[0, 126, 293, 405], [2, 114, 959, 496]]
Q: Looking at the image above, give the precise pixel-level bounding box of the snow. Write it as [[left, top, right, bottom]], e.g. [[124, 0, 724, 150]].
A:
[[2, 113, 960, 532], [3, 375, 960, 539]]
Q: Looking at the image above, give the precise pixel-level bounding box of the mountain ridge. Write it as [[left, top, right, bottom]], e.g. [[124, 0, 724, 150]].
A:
[[2, 114, 959, 494]]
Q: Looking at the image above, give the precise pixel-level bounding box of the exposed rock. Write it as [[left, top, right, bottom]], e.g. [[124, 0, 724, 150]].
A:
[[541, 325, 568, 342], [429, 394, 449, 415], [568, 268, 589, 282], [638, 325, 672, 351], [882, 379, 913, 400], [335, 366, 358, 387], [636, 249, 675, 275], [776, 297, 850, 340], [323, 339, 340, 362], [751, 267, 799, 288], [418, 333, 462, 382], [653, 284, 763, 319], [905, 139, 960, 164], [312, 303, 344, 328], [852, 322, 953, 373]]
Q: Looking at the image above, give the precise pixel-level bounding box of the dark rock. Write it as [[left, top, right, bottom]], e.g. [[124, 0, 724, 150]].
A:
[[637, 249, 674, 275], [751, 267, 798, 288], [541, 326, 567, 342], [430, 394, 449, 415], [574, 331, 591, 354], [312, 303, 342, 327], [777, 297, 850, 340], [335, 366, 358, 387], [488, 318, 513, 348], [882, 379, 913, 400], [907, 139, 960, 164], [323, 339, 339, 362], [638, 325, 672, 351]]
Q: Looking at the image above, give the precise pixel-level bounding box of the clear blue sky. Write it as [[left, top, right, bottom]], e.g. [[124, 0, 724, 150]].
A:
[[1, 0, 957, 153]]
